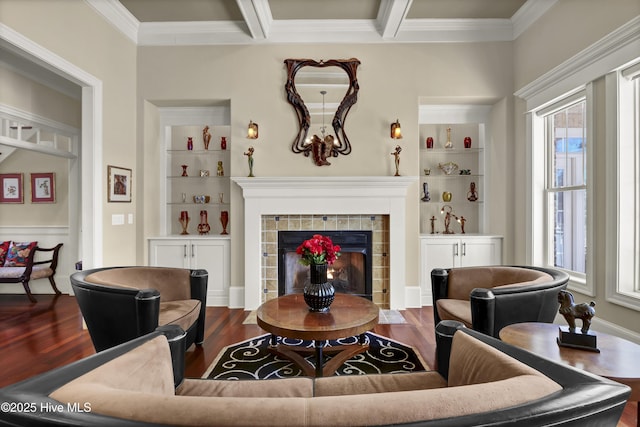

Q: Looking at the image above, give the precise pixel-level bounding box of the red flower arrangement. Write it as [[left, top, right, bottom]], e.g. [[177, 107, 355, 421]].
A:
[[296, 234, 341, 266]]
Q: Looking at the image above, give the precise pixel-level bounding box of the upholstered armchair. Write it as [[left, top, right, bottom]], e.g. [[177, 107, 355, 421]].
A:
[[71, 266, 207, 352], [431, 265, 569, 338]]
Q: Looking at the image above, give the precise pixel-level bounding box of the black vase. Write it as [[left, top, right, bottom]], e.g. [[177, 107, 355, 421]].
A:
[[303, 263, 335, 312]]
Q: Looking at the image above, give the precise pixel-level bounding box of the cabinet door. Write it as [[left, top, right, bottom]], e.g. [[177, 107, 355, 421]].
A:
[[459, 237, 502, 267], [191, 240, 230, 306], [149, 239, 190, 268], [422, 237, 461, 272]]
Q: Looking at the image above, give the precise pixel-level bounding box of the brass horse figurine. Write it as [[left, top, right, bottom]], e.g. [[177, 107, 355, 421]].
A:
[[558, 290, 596, 334]]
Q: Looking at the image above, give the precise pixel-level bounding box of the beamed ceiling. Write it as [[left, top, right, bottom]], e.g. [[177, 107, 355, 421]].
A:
[[87, 0, 558, 45]]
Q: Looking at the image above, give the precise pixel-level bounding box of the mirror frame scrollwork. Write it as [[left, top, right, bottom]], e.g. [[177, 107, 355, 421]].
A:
[[284, 58, 361, 164]]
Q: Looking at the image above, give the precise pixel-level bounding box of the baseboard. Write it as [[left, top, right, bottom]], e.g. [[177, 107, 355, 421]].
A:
[[228, 286, 245, 309], [404, 285, 422, 308]]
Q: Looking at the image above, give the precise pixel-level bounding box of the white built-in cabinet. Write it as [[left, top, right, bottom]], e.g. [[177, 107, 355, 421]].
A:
[[418, 105, 503, 306], [148, 107, 231, 306], [148, 237, 230, 306]]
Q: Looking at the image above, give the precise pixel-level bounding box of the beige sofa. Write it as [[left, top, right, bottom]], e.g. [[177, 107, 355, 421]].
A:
[[0, 323, 629, 426]]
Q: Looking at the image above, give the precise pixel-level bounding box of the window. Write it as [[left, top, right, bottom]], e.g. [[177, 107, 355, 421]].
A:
[[546, 101, 587, 274], [605, 60, 640, 310], [529, 88, 593, 295]]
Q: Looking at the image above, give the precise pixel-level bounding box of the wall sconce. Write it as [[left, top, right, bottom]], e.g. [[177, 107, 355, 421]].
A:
[[247, 120, 259, 139], [390, 119, 402, 139]]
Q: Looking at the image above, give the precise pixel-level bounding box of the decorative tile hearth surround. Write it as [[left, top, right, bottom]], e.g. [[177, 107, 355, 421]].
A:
[[264, 215, 386, 306], [233, 176, 417, 310]]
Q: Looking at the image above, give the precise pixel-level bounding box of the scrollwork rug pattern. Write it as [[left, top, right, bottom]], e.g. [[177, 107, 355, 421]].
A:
[[204, 332, 426, 380]]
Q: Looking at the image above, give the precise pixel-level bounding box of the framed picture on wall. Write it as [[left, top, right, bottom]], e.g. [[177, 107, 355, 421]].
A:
[[30, 172, 56, 203], [107, 165, 132, 202], [0, 173, 24, 203]]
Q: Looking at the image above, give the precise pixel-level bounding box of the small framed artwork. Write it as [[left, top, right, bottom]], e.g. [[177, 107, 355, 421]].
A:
[[107, 165, 132, 203], [0, 173, 24, 203], [31, 173, 56, 203]]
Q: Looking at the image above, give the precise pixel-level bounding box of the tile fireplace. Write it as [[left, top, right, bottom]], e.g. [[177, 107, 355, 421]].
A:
[[232, 176, 417, 310]]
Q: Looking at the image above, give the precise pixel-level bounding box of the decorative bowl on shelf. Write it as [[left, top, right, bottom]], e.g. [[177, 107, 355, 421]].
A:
[[193, 195, 211, 204], [438, 162, 459, 175]]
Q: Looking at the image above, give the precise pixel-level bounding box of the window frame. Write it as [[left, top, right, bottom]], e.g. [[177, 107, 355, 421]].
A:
[[529, 86, 595, 296], [605, 60, 640, 311]]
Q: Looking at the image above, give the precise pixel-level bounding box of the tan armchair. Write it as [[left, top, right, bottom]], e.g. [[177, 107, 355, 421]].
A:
[[431, 265, 569, 338]]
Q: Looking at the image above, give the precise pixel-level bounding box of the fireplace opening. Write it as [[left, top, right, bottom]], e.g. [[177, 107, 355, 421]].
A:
[[278, 230, 373, 300]]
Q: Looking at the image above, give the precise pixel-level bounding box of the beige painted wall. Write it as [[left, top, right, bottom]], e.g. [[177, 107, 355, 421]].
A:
[[0, 65, 79, 227], [0, 0, 138, 266], [137, 42, 514, 293], [513, 1, 640, 334]]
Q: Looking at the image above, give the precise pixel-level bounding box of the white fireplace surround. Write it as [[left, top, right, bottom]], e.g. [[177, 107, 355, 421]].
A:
[[233, 176, 418, 310]]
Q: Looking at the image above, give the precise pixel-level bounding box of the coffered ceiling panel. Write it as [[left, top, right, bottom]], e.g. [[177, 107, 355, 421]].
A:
[[119, 0, 244, 22], [406, 0, 528, 20], [269, 0, 381, 20]]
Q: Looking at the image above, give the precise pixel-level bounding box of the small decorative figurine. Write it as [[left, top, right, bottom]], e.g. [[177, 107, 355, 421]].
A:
[[426, 137, 434, 149], [464, 136, 472, 148], [197, 210, 210, 235], [220, 136, 227, 150], [391, 145, 402, 176], [421, 182, 431, 202], [445, 127, 453, 149], [557, 290, 599, 352], [441, 205, 459, 235], [430, 216, 436, 234], [179, 211, 190, 235], [244, 146, 255, 177], [181, 165, 188, 177], [217, 161, 224, 176], [558, 290, 596, 334], [187, 137, 193, 151], [467, 182, 478, 202], [458, 216, 466, 234], [203, 126, 211, 150], [219, 192, 224, 204]]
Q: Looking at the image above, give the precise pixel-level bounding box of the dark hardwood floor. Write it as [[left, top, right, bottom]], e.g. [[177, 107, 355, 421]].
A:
[[0, 294, 635, 426]]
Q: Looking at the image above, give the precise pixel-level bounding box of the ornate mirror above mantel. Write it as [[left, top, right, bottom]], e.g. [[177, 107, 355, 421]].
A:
[[284, 58, 361, 166]]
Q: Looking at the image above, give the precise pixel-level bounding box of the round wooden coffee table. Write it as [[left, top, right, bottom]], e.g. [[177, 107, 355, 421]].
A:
[[256, 293, 379, 377], [500, 322, 640, 426]]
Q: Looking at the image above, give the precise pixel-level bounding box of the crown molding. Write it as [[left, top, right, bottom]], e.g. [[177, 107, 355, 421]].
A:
[[515, 15, 640, 110], [511, 0, 558, 39], [397, 19, 513, 43], [84, 0, 138, 44], [138, 21, 254, 46]]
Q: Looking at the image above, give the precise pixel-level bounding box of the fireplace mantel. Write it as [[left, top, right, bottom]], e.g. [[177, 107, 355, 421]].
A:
[[232, 176, 417, 310]]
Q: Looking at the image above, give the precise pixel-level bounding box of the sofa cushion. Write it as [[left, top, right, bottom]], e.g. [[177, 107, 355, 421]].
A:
[[314, 371, 447, 396], [0, 265, 52, 279], [85, 267, 191, 301], [435, 299, 472, 327], [159, 299, 201, 332], [3, 241, 37, 267], [50, 336, 175, 400], [178, 378, 314, 398], [447, 266, 552, 300], [448, 330, 556, 387]]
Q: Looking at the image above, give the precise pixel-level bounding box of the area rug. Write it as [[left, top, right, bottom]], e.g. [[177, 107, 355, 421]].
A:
[[242, 309, 408, 325], [204, 332, 427, 380]]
